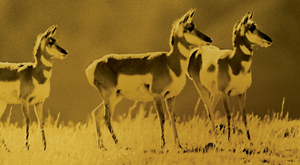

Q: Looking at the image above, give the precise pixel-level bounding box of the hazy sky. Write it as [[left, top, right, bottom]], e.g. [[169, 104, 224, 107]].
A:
[[0, 0, 299, 125]]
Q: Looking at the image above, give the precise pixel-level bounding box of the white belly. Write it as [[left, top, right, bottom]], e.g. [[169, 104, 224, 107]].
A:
[[0, 80, 21, 104], [117, 74, 153, 101], [227, 72, 252, 96], [117, 68, 187, 101], [0, 79, 50, 104]]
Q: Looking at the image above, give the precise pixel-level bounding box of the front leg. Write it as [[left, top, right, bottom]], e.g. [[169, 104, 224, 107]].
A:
[[238, 93, 251, 140], [153, 94, 166, 149], [165, 96, 181, 148], [34, 102, 47, 150], [21, 100, 30, 150]]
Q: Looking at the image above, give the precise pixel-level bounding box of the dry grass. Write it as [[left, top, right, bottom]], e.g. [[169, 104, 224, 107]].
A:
[[0, 105, 299, 165]]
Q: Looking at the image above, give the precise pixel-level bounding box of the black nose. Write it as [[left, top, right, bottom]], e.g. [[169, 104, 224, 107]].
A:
[[61, 49, 68, 55], [205, 37, 212, 43]]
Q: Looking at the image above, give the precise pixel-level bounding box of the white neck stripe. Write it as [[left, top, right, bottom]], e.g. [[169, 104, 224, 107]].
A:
[[177, 42, 190, 57], [43, 70, 52, 79], [41, 55, 53, 67], [240, 45, 252, 55]]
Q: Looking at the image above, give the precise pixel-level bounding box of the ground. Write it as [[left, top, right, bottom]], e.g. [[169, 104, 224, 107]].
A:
[[0, 105, 299, 165]]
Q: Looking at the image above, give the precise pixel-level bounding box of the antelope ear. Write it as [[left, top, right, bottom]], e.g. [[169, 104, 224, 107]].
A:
[[249, 12, 254, 20], [181, 8, 196, 24], [241, 12, 249, 25], [45, 25, 57, 38], [50, 25, 57, 35]]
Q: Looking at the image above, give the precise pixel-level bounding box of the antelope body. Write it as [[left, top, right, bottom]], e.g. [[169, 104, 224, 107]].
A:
[[187, 12, 272, 141], [86, 9, 212, 149], [0, 25, 68, 150]]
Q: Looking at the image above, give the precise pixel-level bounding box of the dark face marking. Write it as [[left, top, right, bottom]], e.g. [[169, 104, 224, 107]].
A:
[[248, 23, 256, 32], [192, 28, 212, 44], [254, 29, 273, 44], [57, 45, 68, 55], [48, 37, 56, 46], [183, 23, 195, 33], [187, 23, 194, 31], [48, 37, 68, 56]]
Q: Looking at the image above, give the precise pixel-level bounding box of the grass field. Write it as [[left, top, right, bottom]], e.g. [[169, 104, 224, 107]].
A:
[[0, 104, 299, 165]]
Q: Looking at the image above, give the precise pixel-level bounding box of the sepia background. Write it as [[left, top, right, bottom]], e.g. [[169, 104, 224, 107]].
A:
[[0, 0, 299, 125]]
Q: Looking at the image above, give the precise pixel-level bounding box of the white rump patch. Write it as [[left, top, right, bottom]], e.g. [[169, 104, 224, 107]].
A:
[[85, 60, 98, 87]]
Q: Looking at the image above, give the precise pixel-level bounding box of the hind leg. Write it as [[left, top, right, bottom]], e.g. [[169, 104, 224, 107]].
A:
[[102, 90, 123, 146], [0, 100, 9, 151], [93, 102, 106, 149], [194, 81, 218, 142], [104, 101, 118, 145], [93, 95, 122, 150]]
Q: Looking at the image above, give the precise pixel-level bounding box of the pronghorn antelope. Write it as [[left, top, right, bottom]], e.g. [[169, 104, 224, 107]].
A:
[[187, 12, 272, 141], [86, 9, 212, 150], [0, 25, 68, 150]]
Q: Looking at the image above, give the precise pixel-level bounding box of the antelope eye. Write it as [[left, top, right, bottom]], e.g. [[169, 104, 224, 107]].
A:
[[249, 24, 256, 32], [186, 23, 194, 31], [48, 38, 55, 45]]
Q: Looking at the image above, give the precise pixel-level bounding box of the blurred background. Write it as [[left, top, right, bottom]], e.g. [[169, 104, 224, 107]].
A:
[[0, 0, 299, 125]]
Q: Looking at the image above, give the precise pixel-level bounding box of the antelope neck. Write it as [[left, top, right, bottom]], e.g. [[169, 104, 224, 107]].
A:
[[166, 39, 191, 77], [228, 35, 253, 75], [33, 53, 53, 84]]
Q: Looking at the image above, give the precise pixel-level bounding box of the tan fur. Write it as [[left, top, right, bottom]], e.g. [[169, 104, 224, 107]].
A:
[[86, 9, 212, 150], [188, 12, 272, 142], [0, 25, 68, 150]]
